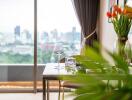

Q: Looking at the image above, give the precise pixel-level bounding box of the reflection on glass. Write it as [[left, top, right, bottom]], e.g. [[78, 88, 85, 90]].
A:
[[54, 49, 64, 70]]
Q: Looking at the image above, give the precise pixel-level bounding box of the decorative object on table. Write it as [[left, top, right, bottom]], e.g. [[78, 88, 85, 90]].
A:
[[108, 0, 116, 22], [54, 49, 64, 70], [65, 57, 76, 73], [107, 4, 132, 58]]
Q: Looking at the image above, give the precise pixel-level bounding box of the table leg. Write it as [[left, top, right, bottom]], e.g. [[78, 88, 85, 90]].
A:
[[58, 80, 61, 100], [43, 78, 46, 100], [47, 80, 49, 100]]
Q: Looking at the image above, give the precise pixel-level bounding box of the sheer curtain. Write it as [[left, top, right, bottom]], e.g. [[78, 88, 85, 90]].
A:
[[72, 0, 99, 49]]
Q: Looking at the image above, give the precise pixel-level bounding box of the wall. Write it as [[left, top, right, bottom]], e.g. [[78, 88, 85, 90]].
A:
[[99, 0, 132, 50], [0, 65, 44, 81], [99, 0, 117, 52]]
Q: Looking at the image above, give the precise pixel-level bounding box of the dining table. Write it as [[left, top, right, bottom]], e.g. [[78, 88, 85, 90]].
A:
[[42, 63, 73, 100]]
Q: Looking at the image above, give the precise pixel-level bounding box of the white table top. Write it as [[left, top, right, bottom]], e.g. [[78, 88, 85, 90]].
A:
[[43, 63, 72, 77]]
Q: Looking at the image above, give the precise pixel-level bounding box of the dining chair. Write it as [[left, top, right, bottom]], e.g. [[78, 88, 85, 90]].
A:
[[61, 81, 80, 100], [58, 57, 80, 100]]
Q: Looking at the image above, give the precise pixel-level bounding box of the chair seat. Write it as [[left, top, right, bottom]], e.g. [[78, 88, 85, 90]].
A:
[[61, 81, 81, 88]]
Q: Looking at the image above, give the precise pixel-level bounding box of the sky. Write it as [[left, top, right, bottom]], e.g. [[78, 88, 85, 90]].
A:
[[0, 0, 80, 33]]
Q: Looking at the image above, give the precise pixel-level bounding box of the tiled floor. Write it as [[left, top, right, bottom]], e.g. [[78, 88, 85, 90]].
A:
[[0, 93, 75, 100]]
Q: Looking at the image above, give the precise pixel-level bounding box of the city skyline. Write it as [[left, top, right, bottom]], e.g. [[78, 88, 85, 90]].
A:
[[0, 25, 81, 45]]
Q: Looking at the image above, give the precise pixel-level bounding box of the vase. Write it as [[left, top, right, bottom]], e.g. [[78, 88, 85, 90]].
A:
[[114, 37, 128, 59], [118, 37, 128, 56], [114, 36, 132, 64]]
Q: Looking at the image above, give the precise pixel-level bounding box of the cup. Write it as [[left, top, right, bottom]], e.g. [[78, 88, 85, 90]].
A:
[[65, 57, 76, 73]]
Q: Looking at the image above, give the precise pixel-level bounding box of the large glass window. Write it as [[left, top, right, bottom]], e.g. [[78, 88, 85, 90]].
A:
[[0, 0, 81, 91], [0, 0, 34, 90], [0, 0, 34, 64], [38, 0, 81, 64], [37, 0, 81, 90]]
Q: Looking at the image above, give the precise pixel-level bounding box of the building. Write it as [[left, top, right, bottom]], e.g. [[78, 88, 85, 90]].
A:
[[14, 25, 21, 42]]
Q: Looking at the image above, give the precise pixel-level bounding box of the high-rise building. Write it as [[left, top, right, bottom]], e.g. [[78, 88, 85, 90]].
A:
[[24, 30, 32, 40], [41, 31, 49, 42], [20, 30, 32, 44], [14, 25, 21, 42], [72, 27, 76, 33], [14, 25, 20, 37], [50, 29, 58, 40]]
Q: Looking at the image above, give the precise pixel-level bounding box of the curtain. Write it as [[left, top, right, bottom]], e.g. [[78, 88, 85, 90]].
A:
[[72, 0, 99, 47]]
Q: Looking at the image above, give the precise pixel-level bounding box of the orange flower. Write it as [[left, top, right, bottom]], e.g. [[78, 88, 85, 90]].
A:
[[113, 5, 122, 14], [114, 5, 119, 11], [112, 11, 117, 17], [107, 12, 112, 18], [123, 9, 127, 14], [117, 8, 122, 14]]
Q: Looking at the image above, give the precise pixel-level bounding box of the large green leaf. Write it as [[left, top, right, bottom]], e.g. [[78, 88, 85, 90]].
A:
[[62, 44, 132, 100]]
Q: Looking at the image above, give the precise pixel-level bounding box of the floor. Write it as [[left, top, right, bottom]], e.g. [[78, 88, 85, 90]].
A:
[[0, 93, 75, 100], [0, 81, 75, 100], [0, 81, 59, 89]]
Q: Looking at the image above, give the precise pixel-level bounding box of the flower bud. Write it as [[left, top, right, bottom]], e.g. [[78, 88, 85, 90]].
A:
[[107, 12, 112, 18]]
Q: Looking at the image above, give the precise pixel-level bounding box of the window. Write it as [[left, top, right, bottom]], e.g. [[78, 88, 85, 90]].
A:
[[0, 0, 81, 64], [0, 0, 81, 91], [0, 0, 34, 64], [38, 0, 81, 64], [0, 0, 34, 90]]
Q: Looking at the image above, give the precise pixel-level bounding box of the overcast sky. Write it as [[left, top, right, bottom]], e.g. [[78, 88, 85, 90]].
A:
[[0, 0, 80, 33]]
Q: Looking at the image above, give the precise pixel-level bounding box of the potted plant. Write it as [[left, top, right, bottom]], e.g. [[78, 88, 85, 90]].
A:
[[63, 44, 132, 100], [107, 5, 132, 58]]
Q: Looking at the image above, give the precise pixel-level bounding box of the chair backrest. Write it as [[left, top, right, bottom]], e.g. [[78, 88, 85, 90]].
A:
[[60, 55, 80, 63], [60, 57, 65, 63]]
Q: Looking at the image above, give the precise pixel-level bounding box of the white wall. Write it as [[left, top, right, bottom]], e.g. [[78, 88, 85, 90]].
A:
[[99, 0, 117, 52], [99, 0, 132, 52]]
